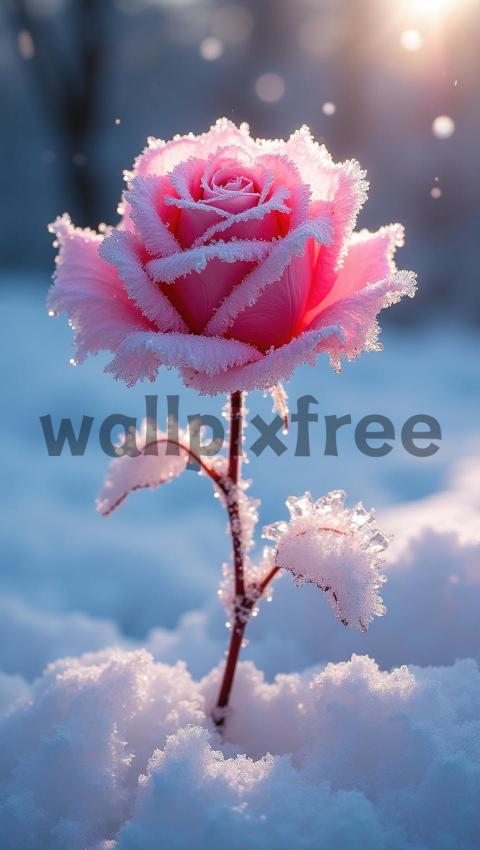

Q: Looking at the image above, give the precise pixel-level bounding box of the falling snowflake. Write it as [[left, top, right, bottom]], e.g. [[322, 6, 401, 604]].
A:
[[263, 491, 389, 631]]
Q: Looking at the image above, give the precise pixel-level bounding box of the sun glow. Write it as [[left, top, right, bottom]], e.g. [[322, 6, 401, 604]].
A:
[[406, 0, 458, 16], [410, 0, 456, 8], [400, 29, 424, 50]]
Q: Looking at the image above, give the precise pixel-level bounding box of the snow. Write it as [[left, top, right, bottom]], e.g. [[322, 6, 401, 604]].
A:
[[1, 649, 480, 850], [1, 281, 480, 847]]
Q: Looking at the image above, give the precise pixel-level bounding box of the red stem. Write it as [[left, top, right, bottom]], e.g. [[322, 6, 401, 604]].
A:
[[214, 617, 247, 721], [144, 420, 279, 725], [226, 390, 245, 599], [215, 391, 283, 725], [228, 390, 243, 483], [214, 391, 246, 722], [259, 564, 280, 594], [214, 562, 279, 724]]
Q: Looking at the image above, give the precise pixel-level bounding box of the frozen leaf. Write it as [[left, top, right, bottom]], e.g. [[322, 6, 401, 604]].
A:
[[263, 491, 389, 630], [96, 420, 190, 516]]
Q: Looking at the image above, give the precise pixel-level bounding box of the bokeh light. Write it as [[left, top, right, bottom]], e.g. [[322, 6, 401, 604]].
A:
[[431, 186, 443, 198], [254, 73, 285, 103], [432, 115, 456, 138], [322, 101, 336, 116], [199, 36, 224, 61], [17, 30, 35, 60]]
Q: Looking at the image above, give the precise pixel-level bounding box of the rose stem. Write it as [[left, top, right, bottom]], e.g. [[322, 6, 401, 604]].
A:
[[214, 390, 249, 723], [227, 390, 245, 599], [150, 423, 279, 725]]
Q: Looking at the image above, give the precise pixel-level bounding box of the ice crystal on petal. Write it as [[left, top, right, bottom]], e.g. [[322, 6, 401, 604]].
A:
[[270, 382, 289, 430], [263, 491, 389, 630]]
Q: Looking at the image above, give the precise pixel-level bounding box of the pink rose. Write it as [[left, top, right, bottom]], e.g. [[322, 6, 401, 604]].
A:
[[48, 119, 416, 392]]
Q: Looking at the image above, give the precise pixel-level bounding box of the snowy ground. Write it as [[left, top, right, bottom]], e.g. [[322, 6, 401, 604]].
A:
[[1, 280, 480, 848]]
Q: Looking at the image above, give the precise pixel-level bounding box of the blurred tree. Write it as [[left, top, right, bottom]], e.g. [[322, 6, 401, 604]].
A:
[[9, 0, 105, 225]]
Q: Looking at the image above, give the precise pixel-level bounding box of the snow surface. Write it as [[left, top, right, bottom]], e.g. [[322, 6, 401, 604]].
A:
[[1, 282, 480, 847], [1, 649, 480, 850]]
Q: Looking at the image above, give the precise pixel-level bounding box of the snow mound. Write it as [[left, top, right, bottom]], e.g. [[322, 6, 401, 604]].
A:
[[1, 649, 480, 850]]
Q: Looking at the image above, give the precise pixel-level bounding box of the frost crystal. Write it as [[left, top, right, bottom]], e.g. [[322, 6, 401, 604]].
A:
[[217, 479, 263, 621], [270, 382, 289, 430], [263, 491, 389, 631]]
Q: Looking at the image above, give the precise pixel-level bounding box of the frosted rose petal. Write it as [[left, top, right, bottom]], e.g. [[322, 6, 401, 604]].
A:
[[100, 229, 188, 333], [47, 215, 151, 362], [105, 330, 261, 386], [205, 211, 333, 338], [182, 324, 342, 394]]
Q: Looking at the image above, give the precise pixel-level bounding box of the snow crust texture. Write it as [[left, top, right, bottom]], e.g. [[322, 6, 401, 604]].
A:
[[1, 649, 479, 850]]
